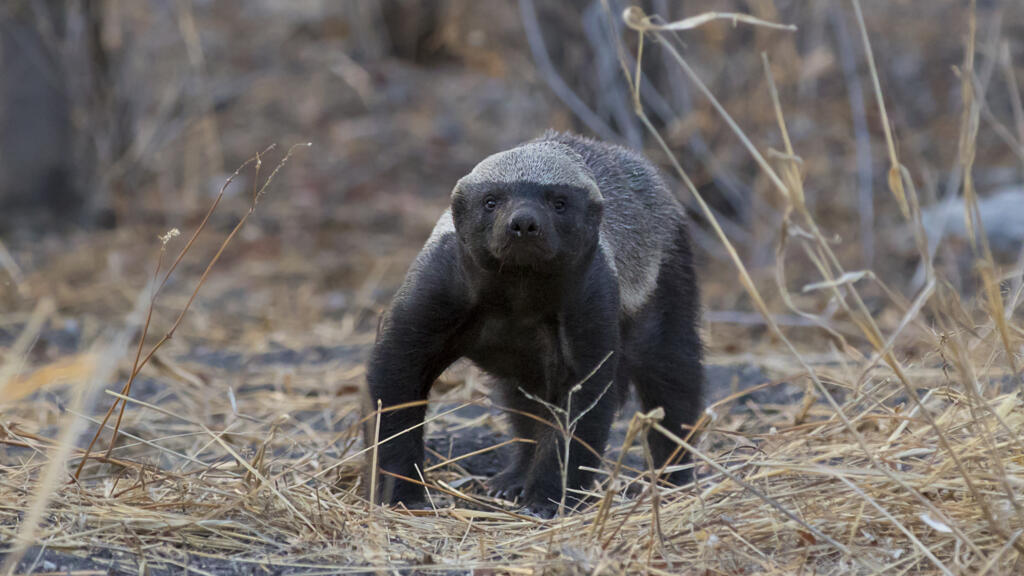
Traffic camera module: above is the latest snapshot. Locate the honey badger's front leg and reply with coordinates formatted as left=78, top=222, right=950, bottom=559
left=365, top=235, right=469, bottom=507
left=518, top=260, right=621, bottom=518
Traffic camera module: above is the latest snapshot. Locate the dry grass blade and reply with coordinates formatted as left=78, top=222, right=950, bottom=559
left=616, top=3, right=1024, bottom=570
left=0, top=237, right=27, bottom=297
left=621, top=6, right=797, bottom=33
left=0, top=298, right=54, bottom=398
left=1, top=292, right=145, bottom=576
left=73, top=143, right=310, bottom=480
left=851, top=0, right=911, bottom=220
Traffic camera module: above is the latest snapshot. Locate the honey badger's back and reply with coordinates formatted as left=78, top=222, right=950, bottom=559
left=535, top=131, right=687, bottom=314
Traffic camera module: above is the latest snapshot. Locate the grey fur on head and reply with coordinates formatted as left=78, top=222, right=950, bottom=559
left=433, top=131, right=686, bottom=314
left=454, top=140, right=603, bottom=204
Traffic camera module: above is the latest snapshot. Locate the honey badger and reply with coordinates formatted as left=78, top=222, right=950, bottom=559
left=367, top=131, right=703, bottom=516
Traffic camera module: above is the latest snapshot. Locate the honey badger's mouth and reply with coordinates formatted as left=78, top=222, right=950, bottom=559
left=491, top=234, right=557, bottom=268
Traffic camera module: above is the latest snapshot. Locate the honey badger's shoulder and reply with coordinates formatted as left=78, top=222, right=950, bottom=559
left=533, top=131, right=682, bottom=213
left=534, top=131, right=689, bottom=313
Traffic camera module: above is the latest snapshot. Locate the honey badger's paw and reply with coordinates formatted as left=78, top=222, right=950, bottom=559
left=520, top=491, right=587, bottom=519
left=486, top=465, right=526, bottom=501
left=521, top=499, right=559, bottom=519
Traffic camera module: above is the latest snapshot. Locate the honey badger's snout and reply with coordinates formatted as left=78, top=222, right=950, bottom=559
left=492, top=201, right=556, bottom=266
left=508, top=207, right=541, bottom=238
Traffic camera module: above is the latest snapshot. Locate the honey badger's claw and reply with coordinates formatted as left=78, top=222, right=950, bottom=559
left=487, top=466, right=526, bottom=501
left=521, top=501, right=558, bottom=519
left=488, top=486, right=523, bottom=501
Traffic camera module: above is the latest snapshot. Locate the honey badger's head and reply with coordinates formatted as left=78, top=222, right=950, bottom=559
left=451, top=141, right=604, bottom=273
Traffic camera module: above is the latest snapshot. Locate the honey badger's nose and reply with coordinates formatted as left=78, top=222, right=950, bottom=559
left=509, top=209, right=541, bottom=238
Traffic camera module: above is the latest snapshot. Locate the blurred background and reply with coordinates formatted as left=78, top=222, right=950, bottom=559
left=2, top=0, right=1023, bottom=309
left=0, top=0, right=1022, bottom=387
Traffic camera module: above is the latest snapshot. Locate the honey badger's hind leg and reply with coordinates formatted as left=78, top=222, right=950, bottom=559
left=625, top=227, right=704, bottom=485
left=486, top=381, right=542, bottom=501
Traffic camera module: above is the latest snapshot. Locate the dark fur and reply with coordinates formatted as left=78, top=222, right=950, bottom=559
left=366, top=132, right=703, bottom=516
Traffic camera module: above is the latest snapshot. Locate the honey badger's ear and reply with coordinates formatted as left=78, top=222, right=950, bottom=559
left=450, top=184, right=468, bottom=224
left=582, top=174, right=603, bottom=207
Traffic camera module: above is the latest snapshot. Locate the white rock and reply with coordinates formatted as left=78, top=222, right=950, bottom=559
left=921, top=186, right=1024, bottom=253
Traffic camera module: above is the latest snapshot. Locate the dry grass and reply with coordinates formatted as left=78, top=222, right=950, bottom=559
left=2, top=3, right=1023, bottom=575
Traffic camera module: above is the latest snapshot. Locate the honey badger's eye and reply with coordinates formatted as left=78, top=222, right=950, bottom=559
left=483, top=196, right=497, bottom=211
left=552, top=198, right=567, bottom=212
